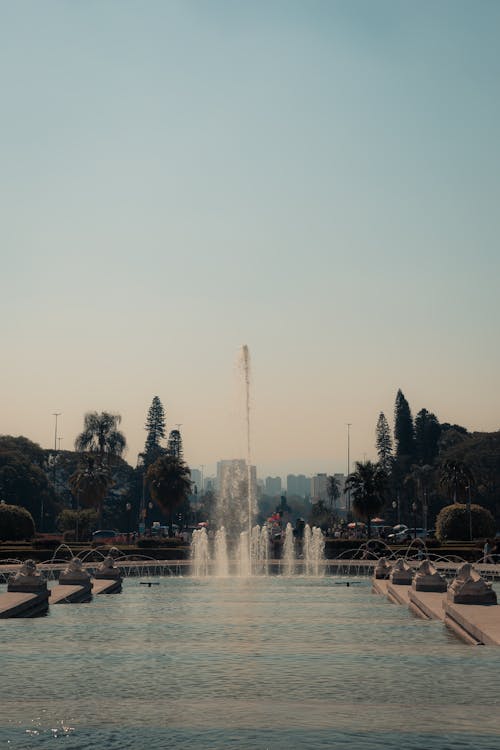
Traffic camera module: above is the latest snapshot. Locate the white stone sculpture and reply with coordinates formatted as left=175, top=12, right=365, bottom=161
left=389, top=558, right=414, bottom=585
left=8, top=559, right=48, bottom=593
left=412, top=559, right=447, bottom=592
left=374, top=557, right=392, bottom=579
left=59, top=557, right=92, bottom=586
left=447, top=563, right=497, bottom=605
left=93, top=555, right=122, bottom=580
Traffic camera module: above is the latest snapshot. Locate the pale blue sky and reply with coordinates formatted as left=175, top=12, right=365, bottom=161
left=1, top=1, right=499, bottom=477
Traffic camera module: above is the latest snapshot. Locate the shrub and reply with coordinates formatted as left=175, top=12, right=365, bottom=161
left=0, top=503, right=36, bottom=541
left=436, top=503, right=495, bottom=542
left=137, top=537, right=183, bottom=548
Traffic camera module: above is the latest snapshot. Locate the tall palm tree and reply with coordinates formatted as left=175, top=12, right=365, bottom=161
left=439, top=459, right=473, bottom=503
left=69, top=456, right=111, bottom=527
left=75, top=412, right=126, bottom=465
left=146, top=454, right=191, bottom=531
left=326, top=475, right=341, bottom=514
left=344, top=461, right=388, bottom=538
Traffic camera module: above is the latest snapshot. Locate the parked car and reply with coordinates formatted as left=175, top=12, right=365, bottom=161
left=387, top=525, right=408, bottom=543
left=389, top=527, right=429, bottom=542
left=92, top=529, right=120, bottom=541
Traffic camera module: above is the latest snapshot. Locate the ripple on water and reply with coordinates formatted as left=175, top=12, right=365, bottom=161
left=1, top=577, right=500, bottom=749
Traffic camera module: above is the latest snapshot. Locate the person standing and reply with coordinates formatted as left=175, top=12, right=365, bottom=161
left=483, top=539, right=494, bottom=563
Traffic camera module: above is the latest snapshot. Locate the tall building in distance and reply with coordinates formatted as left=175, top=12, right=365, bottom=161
left=216, top=460, right=256, bottom=493
left=310, top=473, right=328, bottom=504
left=333, top=473, right=347, bottom=510
left=264, top=476, right=282, bottom=497
left=286, top=474, right=311, bottom=498
left=190, top=468, right=202, bottom=493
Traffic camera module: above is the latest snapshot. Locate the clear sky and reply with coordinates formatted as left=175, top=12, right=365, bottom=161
left=1, top=1, right=499, bottom=479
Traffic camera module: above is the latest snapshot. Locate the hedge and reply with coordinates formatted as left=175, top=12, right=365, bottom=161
left=435, top=503, right=495, bottom=542
left=0, top=504, right=36, bottom=542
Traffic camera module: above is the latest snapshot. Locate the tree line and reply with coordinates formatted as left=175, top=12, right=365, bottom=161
left=0, top=396, right=192, bottom=538
left=343, top=389, right=500, bottom=535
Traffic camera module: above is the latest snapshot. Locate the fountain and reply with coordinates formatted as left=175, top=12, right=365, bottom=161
left=282, top=523, right=295, bottom=576
left=214, top=527, right=229, bottom=577
left=190, top=345, right=326, bottom=578
left=300, top=524, right=326, bottom=576
left=191, top=528, right=210, bottom=577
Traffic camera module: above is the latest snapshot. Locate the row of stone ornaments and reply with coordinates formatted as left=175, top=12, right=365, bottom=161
left=7, top=556, right=123, bottom=599
left=374, top=558, right=497, bottom=605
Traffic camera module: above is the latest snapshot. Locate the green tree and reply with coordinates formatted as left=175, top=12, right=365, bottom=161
left=196, top=488, right=216, bottom=523
left=143, top=396, right=166, bottom=466
left=405, top=463, right=434, bottom=503
left=414, top=409, right=441, bottom=465
left=394, top=389, right=415, bottom=460
left=439, top=459, right=473, bottom=503
left=75, top=412, right=126, bottom=465
left=0, top=436, right=45, bottom=466
left=69, top=456, right=112, bottom=525
left=309, top=499, right=329, bottom=529
left=345, top=461, right=388, bottom=538
left=326, top=475, right=341, bottom=515
left=0, top=503, right=35, bottom=541
left=146, top=454, right=191, bottom=530
left=0, top=440, right=58, bottom=530
left=375, top=412, right=393, bottom=474
left=74, top=412, right=126, bottom=526
left=167, top=429, right=183, bottom=460
left=57, top=508, right=98, bottom=541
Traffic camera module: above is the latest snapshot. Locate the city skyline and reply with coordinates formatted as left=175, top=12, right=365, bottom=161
left=2, top=2, right=499, bottom=478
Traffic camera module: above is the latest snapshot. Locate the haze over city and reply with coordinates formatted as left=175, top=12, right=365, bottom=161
left=2, top=1, right=499, bottom=478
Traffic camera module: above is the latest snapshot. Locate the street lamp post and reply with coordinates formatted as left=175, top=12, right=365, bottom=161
left=147, top=501, right=153, bottom=535
left=126, top=502, right=132, bottom=543
left=346, top=423, right=352, bottom=516
left=45, top=412, right=61, bottom=534
left=412, top=502, right=417, bottom=539
left=466, top=484, right=473, bottom=541
left=75, top=487, right=81, bottom=543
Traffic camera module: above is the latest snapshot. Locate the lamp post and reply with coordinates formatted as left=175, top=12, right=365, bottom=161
left=45, top=412, right=61, bottom=534
left=423, top=490, right=428, bottom=534
left=75, top=489, right=80, bottom=543
left=412, top=502, right=417, bottom=539
left=346, top=423, right=352, bottom=516
left=126, top=502, right=132, bottom=543
left=466, top=484, right=473, bottom=541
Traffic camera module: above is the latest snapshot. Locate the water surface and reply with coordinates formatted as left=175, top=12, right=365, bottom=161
left=1, top=577, right=499, bottom=748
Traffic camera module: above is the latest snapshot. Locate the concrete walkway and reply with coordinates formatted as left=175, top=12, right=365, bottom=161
left=0, top=590, right=49, bottom=618
left=373, top=576, right=500, bottom=645
left=50, top=584, right=90, bottom=604
left=444, top=601, right=500, bottom=646
left=92, top=578, right=122, bottom=594
left=408, top=590, right=446, bottom=621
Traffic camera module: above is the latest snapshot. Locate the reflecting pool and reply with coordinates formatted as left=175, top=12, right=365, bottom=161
left=1, top=576, right=500, bottom=749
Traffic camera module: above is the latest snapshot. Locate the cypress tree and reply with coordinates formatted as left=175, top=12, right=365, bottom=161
left=414, top=408, right=441, bottom=465
left=394, top=389, right=415, bottom=459
left=375, top=412, right=393, bottom=474
left=144, top=396, right=166, bottom=466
